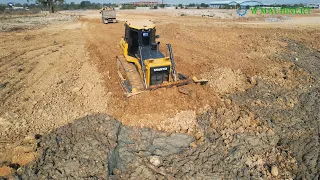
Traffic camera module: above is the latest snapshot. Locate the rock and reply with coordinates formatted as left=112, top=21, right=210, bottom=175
left=137, top=151, right=151, bottom=157
left=0, top=82, right=9, bottom=90
left=13, top=146, right=35, bottom=154
left=149, top=156, right=161, bottom=167
left=0, top=117, right=10, bottom=128
left=167, top=133, right=195, bottom=148
left=194, top=132, right=203, bottom=140
left=249, top=76, right=257, bottom=85
left=178, top=87, right=190, bottom=95
left=72, top=87, right=82, bottom=92
left=0, top=166, right=13, bottom=177
left=197, top=136, right=205, bottom=143
left=237, top=127, right=245, bottom=133
left=190, top=142, right=197, bottom=148
left=12, top=152, right=38, bottom=166
left=153, top=137, right=167, bottom=147
left=267, top=129, right=275, bottom=136
left=22, top=135, right=37, bottom=145
left=257, top=158, right=263, bottom=166
left=225, top=99, right=232, bottom=105
left=113, top=168, right=121, bottom=175
left=271, top=165, right=279, bottom=177
left=245, top=159, right=253, bottom=167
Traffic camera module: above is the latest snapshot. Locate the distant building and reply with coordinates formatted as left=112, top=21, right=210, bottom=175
left=307, top=3, right=320, bottom=9
left=5, top=3, right=29, bottom=11
left=12, top=6, right=25, bottom=10
left=209, top=1, right=264, bottom=8
left=119, top=0, right=159, bottom=7
left=209, top=1, right=231, bottom=8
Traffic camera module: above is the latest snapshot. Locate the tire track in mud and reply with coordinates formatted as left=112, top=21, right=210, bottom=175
left=0, top=31, right=59, bottom=67
left=82, top=19, right=123, bottom=93
left=81, top=19, right=129, bottom=119
left=0, top=45, right=64, bottom=110
left=0, top=31, right=64, bottom=108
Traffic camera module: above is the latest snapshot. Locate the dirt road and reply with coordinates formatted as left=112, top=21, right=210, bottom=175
left=0, top=10, right=319, bottom=179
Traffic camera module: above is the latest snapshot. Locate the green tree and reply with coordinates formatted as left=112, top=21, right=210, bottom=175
left=224, top=4, right=231, bottom=9
left=120, top=5, right=136, bottom=9
left=28, top=0, right=64, bottom=13
left=80, top=1, right=91, bottom=9
left=200, top=3, right=209, bottom=8
left=70, top=2, right=77, bottom=9
left=0, top=4, right=6, bottom=12
left=294, top=3, right=305, bottom=7
left=178, top=4, right=183, bottom=8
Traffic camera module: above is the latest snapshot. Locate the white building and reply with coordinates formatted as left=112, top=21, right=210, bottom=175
left=307, top=3, right=320, bottom=9
left=209, top=1, right=264, bottom=8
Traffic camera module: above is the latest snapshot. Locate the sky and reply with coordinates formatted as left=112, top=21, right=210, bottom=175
left=0, top=0, right=319, bottom=5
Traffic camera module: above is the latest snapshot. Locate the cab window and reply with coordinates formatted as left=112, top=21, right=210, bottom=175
left=142, top=32, right=150, bottom=46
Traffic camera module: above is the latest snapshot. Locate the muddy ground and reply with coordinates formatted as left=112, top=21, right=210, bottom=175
left=0, top=9, right=319, bottom=179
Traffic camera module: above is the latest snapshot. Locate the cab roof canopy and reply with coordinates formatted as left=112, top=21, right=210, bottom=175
left=125, top=20, right=155, bottom=30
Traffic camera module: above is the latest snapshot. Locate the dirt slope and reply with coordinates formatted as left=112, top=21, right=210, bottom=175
left=0, top=21, right=109, bottom=167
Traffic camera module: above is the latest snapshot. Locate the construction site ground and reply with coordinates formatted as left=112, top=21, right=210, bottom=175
left=0, top=9, right=319, bottom=179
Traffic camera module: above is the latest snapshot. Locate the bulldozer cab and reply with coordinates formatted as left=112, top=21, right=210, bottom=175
left=124, top=21, right=164, bottom=60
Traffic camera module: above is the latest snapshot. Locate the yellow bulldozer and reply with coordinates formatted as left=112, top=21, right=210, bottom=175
left=117, top=20, right=207, bottom=97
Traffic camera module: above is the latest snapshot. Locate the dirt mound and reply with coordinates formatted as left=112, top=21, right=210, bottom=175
left=277, top=39, right=320, bottom=83
left=229, top=66, right=319, bottom=178
left=202, top=68, right=252, bottom=94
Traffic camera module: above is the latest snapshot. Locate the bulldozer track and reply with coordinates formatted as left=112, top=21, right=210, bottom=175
left=117, top=56, right=144, bottom=93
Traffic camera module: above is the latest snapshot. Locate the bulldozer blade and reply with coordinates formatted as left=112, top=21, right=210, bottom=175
left=147, top=79, right=192, bottom=90
left=126, top=91, right=145, bottom=98
left=179, top=73, right=208, bottom=84
left=192, top=76, right=208, bottom=85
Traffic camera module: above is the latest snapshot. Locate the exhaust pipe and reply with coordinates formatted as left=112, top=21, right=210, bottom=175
left=157, top=42, right=160, bottom=54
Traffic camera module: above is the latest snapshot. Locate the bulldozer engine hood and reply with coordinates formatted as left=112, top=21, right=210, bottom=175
left=140, top=46, right=164, bottom=61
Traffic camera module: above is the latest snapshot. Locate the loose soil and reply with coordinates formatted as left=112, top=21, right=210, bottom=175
left=0, top=9, right=319, bottom=179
